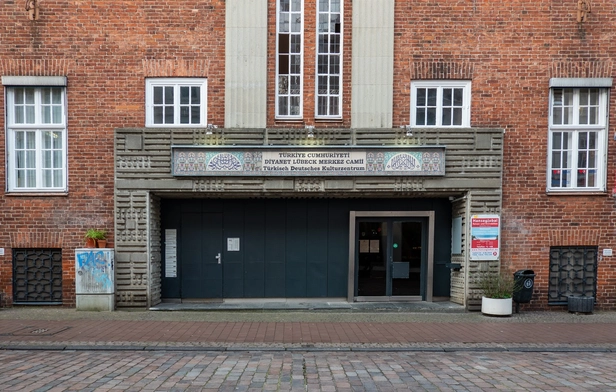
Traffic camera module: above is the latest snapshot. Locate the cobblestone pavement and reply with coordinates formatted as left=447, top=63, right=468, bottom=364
left=2, top=308, right=616, bottom=390
left=1, top=349, right=616, bottom=391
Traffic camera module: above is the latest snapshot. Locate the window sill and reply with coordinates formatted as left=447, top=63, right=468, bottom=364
left=546, top=190, right=607, bottom=196
left=6, top=192, right=68, bottom=197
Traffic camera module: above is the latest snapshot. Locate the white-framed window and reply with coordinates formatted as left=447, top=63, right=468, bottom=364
left=6, top=86, right=67, bottom=192
left=315, top=0, right=341, bottom=118
left=548, top=87, right=608, bottom=192
left=145, top=78, right=207, bottom=127
left=410, top=81, right=471, bottom=127
left=276, top=0, right=303, bottom=119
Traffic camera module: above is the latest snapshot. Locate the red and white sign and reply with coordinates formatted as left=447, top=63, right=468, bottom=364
left=470, top=214, right=500, bottom=260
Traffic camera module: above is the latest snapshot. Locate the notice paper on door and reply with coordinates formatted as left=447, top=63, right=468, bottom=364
left=360, top=239, right=370, bottom=253
left=227, top=237, right=240, bottom=251
left=369, top=240, right=380, bottom=253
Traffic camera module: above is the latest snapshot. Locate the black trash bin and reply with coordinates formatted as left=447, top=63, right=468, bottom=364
left=513, top=270, right=535, bottom=312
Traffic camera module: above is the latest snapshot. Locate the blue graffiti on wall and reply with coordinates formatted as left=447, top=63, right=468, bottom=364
left=76, top=250, right=113, bottom=292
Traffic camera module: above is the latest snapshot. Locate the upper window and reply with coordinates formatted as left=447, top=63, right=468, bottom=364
left=276, top=0, right=304, bottom=119
left=411, top=81, right=471, bottom=127
left=316, top=0, right=341, bottom=118
left=548, top=87, right=608, bottom=192
left=6, top=86, right=67, bottom=192
left=145, top=78, right=207, bottom=127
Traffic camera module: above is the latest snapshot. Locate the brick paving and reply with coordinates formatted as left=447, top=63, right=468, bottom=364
left=1, top=308, right=616, bottom=390
left=2, top=316, right=616, bottom=350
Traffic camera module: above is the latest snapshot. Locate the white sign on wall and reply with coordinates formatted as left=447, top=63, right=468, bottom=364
left=165, top=229, right=177, bottom=278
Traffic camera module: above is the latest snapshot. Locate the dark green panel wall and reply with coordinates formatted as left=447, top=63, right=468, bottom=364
left=161, top=197, right=452, bottom=299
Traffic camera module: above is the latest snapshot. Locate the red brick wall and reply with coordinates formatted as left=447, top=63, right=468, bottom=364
left=1, top=0, right=615, bottom=310
left=392, top=1, right=616, bottom=310
left=0, top=1, right=227, bottom=306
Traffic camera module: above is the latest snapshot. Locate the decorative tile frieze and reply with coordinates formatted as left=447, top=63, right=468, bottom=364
left=295, top=178, right=324, bottom=192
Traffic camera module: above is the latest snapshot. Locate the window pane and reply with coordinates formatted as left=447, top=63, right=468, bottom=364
left=416, top=108, right=425, bottom=125
left=43, top=169, right=52, bottom=187
left=54, top=150, right=62, bottom=168
left=52, top=88, right=62, bottom=104
left=279, top=13, right=290, bottom=32
left=588, top=107, right=598, bottom=124
left=442, top=108, right=452, bottom=125
left=154, top=87, right=163, bottom=104
left=319, top=14, right=328, bottom=32
left=279, top=76, right=289, bottom=94
left=42, top=88, right=51, bottom=104
left=191, top=87, right=200, bottom=104
left=427, top=89, right=437, bottom=106
left=43, top=107, right=51, bottom=123
left=330, top=76, right=339, bottom=92
left=453, top=108, right=462, bottom=125
left=416, top=89, right=426, bottom=106
left=15, top=106, right=24, bottom=124
left=442, top=89, right=452, bottom=106
left=552, top=132, right=561, bottom=149
left=164, top=106, right=174, bottom=124
left=191, top=107, right=200, bottom=124
left=291, top=13, right=301, bottom=32
left=551, top=151, right=561, bottom=169
left=153, top=107, right=163, bottom=124
left=290, top=35, right=301, bottom=53
left=579, top=107, right=589, bottom=124
left=26, top=132, right=36, bottom=149
left=329, top=55, right=339, bottom=73
left=180, top=87, right=189, bottom=105
left=579, top=89, right=589, bottom=105
left=43, top=131, right=52, bottom=149
left=180, top=106, right=189, bottom=124
left=279, top=97, right=288, bottom=115
left=578, top=132, right=588, bottom=149
left=164, top=86, right=174, bottom=104
left=588, top=132, right=597, bottom=149
left=290, top=76, right=300, bottom=93
left=280, top=0, right=290, bottom=12
left=14, top=88, right=24, bottom=104
left=453, top=88, right=463, bottom=106
left=53, top=106, right=62, bottom=124
left=319, top=0, right=328, bottom=12
left=26, top=150, right=35, bottom=168
left=426, top=108, right=436, bottom=125
left=54, top=169, right=63, bottom=188
left=26, top=106, right=35, bottom=124
left=329, top=96, right=339, bottom=116
left=290, top=96, right=300, bottom=115
left=318, top=96, right=327, bottom=116
left=43, top=150, right=52, bottom=169
left=291, top=0, right=301, bottom=12
left=25, top=88, right=35, bottom=104
left=330, top=35, right=340, bottom=53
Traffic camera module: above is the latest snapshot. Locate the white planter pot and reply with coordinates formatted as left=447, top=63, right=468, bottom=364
left=481, top=296, right=513, bottom=316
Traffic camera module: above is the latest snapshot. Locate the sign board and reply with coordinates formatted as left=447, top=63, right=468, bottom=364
left=171, top=146, right=445, bottom=177
left=470, top=214, right=500, bottom=260
left=165, top=229, right=177, bottom=278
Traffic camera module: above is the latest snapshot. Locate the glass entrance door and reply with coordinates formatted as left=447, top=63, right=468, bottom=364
left=356, top=219, right=425, bottom=298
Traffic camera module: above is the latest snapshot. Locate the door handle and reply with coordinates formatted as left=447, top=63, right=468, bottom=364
left=215, top=253, right=221, bottom=264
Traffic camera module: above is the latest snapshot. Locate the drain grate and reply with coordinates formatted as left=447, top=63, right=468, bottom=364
left=10, top=326, right=71, bottom=336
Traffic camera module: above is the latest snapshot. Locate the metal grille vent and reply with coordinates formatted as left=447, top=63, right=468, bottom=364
left=12, top=249, right=63, bottom=304
left=548, top=246, right=597, bottom=305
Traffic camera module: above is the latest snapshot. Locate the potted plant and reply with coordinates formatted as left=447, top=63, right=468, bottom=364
left=84, top=229, right=107, bottom=248
left=478, top=271, right=515, bottom=316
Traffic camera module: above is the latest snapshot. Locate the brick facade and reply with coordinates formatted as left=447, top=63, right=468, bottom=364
left=1, top=1, right=615, bottom=310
